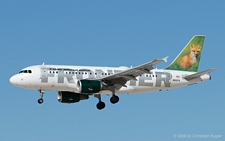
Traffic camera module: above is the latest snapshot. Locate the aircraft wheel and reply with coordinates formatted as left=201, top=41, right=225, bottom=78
left=110, top=95, right=119, bottom=104
left=38, top=98, right=44, bottom=104
left=96, top=101, right=105, bottom=110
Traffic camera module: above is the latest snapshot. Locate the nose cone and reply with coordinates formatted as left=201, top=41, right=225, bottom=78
left=10, top=75, right=17, bottom=85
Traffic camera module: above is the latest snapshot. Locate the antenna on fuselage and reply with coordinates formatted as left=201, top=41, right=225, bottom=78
left=42, top=62, right=45, bottom=65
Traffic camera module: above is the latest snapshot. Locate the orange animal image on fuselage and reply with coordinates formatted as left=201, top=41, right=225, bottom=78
left=180, top=43, right=202, bottom=68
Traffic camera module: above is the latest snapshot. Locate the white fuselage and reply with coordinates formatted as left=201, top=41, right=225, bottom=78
left=9, top=65, right=211, bottom=95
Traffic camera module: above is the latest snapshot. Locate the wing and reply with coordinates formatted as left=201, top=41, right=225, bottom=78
left=100, top=56, right=168, bottom=89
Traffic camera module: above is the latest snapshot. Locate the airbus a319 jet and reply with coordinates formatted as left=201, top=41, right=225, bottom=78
left=10, top=36, right=216, bottom=110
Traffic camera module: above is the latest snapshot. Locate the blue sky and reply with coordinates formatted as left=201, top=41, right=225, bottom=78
left=1, top=1, right=224, bottom=140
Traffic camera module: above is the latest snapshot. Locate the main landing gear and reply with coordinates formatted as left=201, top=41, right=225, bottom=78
left=109, top=86, right=119, bottom=104
left=110, top=95, right=119, bottom=104
left=95, top=93, right=119, bottom=110
left=95, top=94, right=105, bottom=110
left=38, top=90, right=44, bottom=104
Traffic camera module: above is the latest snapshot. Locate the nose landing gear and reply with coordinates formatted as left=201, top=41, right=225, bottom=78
left=38, top=90, right=44, bottom=104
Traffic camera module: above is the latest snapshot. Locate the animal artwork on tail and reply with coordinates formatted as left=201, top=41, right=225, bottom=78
left=179, top=43, right=202, bottom=68
left=165, top=36, right=205, bottom=72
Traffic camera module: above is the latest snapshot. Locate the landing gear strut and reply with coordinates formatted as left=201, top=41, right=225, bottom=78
left=38, top=90, right=44, bottom=104
left=94, top=94, right=105, bottom=110
left=109, top=86, right=119, bottom=104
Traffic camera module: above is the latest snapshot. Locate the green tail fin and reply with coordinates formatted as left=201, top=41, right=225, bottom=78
left=165, top=35, right=205, bottom=72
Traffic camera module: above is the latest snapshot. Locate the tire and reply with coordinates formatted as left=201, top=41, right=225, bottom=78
left=110, top=95, right=119, bottom=104
left=96, top=101, right=105, bottom=110
left=38, top=98, right=44, bottom=104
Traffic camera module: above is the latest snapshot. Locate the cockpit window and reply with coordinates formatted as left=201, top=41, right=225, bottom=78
left=19, top=70, right=32, bottom=74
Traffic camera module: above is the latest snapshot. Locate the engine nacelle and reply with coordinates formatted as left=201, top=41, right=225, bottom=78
left=58, top=91, right=89, bottom=103
left=77, top=80, right=102, bottom=94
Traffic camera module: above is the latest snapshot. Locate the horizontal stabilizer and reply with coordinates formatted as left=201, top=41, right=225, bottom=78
left=184, top=68, right=217, bottom=81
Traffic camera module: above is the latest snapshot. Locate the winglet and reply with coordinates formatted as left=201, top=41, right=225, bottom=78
left=162, top=56, right=169, bottom=63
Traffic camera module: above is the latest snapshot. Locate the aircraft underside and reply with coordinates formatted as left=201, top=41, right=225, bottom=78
left=35, top=80, right=196, bottom=110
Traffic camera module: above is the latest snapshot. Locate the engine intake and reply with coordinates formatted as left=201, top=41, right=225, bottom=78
left=58, top=91, right=89, bottom=103
left=77, top=80, right=102, bottom=93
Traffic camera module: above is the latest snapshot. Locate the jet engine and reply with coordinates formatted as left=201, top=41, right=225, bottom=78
left=58, top=91, right=89, bottom=103
left=77, top=80, right=102, bottom=93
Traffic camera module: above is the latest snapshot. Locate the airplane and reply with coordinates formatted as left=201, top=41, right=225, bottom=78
left=9, top=35, right=216, bottom=110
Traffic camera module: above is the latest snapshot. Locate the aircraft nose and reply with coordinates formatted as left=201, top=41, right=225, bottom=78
left=10, top=75, right=17, bottom=85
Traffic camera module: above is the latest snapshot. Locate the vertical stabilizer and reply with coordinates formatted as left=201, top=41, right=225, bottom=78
left=165, top=35, right=205, bottom=72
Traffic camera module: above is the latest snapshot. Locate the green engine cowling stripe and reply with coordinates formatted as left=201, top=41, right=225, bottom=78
left=79, top=80, right=102, bottom=93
